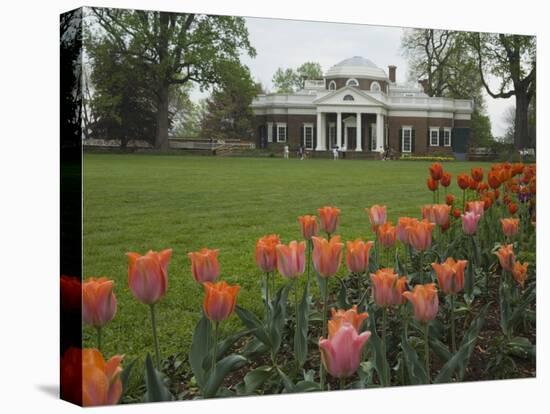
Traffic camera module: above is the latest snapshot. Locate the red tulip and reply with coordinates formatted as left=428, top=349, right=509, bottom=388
left=126, top=249, right=172, bottom=305
left=60, top=275, right=81, bottom=313
left=508, top=202, right=518, bottom=215
left=488, top=171, right=501, bottom=189
left=429, top=163, right=443, bottom=181
left=318, top=206, right=341, bottom=235
left=427, top=177, right=439, bottom=192
left=445, top=194, right=455, bottom=206
left=83, top=277, right=117, bottom=328
left=203, top=281, right=240, bottom=322
left=452, top=208, right=461, bottom=219
left=471, top=167, right=484, bottom=182
left=457, top=173, right=470, bottom=190
left=440, top=172, right=452, bottom=187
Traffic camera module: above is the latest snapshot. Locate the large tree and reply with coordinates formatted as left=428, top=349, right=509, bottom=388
left=87, top=8, right=256, bottom=150
left=402, top=29, right=493, bottom=146
left=469, top=33, right=535, bottom=149
left=200, top=62, right=258, bottom=140
left=272, top=62, right=323, bottom=93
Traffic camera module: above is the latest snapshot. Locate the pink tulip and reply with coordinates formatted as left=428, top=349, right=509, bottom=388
left=367, top=204, right=387, bottom=231
left=319, top=323, right=371, bottom=379
left=275, top=241, right=306, bottom=278
left=461, top=211, right=481, bottom=235
left=126, top=249, right=172, bottom=305
left=466, top=201, right=485, bottom=217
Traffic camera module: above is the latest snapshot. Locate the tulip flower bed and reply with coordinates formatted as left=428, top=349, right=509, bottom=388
left=64, top=155, right=536, bottom=406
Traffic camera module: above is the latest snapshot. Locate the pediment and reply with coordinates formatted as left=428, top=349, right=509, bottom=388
left=313, top=86, right=385, bottom=106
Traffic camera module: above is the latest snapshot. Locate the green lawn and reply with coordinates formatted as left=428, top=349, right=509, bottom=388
left=82, top=153, right=493, bottom=360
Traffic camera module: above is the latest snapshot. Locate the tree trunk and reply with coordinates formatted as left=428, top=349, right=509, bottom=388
left=514, top=90, right=530, bottom=150
left=155, top=84, right=170, bottom=151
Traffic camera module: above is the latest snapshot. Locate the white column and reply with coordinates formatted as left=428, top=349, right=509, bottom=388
left=315, top=112, right=323, bottom=151
left=336, top=112, right=342, bottom=149
left=356, top=112, right=363, bottom=151
left=320, top=113, right=327, bottom=150
left=376, top=113, right=384, bottom=152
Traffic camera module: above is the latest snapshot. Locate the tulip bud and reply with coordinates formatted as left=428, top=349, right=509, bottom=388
left=127, top=249, right=172, bottom=305
left=495, top=244, right=515, bottom=272
left=512, top=261, right=528, bottom=288
left=377, top=222, right=397, bottom=248
left=203, top=281, right=240, bottom=322
left=457, top=173, right=470, bottom=190
left=440, top=172, right=452, bottom=187
left=318, top=206, right=341, bottom=235
left=445, top=194, right=455, bottom=206
left=429, top=163, right=443, bottom=181
left=188, top=248, right=220, bottom=284
left=298, top=215, right=318, bottom=240
left=427, top=177, right=438, bottom=192
left=367, top=204, right=387, bottom=232
left=255, top=234, right=280, bottom=273
left=471, top=167, right=484, bottom=182
left=83, top=277, right=117, bottom=328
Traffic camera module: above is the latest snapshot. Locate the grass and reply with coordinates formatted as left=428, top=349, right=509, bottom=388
left=82, top=153, right=493, bottom=361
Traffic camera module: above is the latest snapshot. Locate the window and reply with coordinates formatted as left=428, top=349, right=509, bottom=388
left=328, top=123, right=336, bottom=148
left=402, top=127, right=412, bottom=153
left=267, top=122, right=273, bottom=143
left=303, top=124, right=314, bottom=149
left=346, top=78, right=359, bottom=87
left=430, top=127, right=440, bottom=146
left=443, top=127, right=452, bottom=147
left=276, top=123, right=287, bottom=142
left=370, top=124, right=377, bottom=151
left=370, top=81, right=381, bottom=92
left=328, top=81, right=336, bottom=91
left=343, top=94, right=355, bottom=101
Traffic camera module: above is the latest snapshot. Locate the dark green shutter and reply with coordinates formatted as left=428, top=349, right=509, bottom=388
left=412, top=128, right=416, bottom=153
left=313, top=126, right=317, bottom=149
left=272, top=125, right=277, bottom=142
left=427, top=127, right=430, bottom=147
left=440, top=127, right=445, bottom=147
left=300, top=126, right=304, bottom=147
left=398, top=128, right=403, bottom=153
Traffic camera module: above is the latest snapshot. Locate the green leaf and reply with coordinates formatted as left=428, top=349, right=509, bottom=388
left=189, top=314, right=212, bottom=388
left=464, top=259, right=475, bottom=297
left=400, top=333, right=428, bottom=385
left=294, top=282, right=310, bottom=367
left=336, top=276, right=350, bottom=309
left=316, top=273, right=327, bottom=300
left=143, top=354, right=173, bottom=402
left=366, top=314, right=390, bottom=387
left=268, top=284, right=289, bottom=356
left=203, top=354, right=248, bottom=398
left=428, top=337, right=452, bottom=364
left=235, top=306, right=272, bottom=348
left=354, top=361, right=375, bottom=389
left=500, top=281, right=512, bottom=336
left=276, top=367, right=295, bottom=393
left=204, top=329, right=251, bottom=370
left=395, top=249, right=406, bottom=276
left=243, top=366, right=274, bottom=394
left=507, top=336, right=536, bottom=359
left=510, top=284, right=536, bottom=329
left=435, top=304, right=488, bottom=383
left=294, top=381, right=320, bottom=392
left=120, top=358, right=137, bottom=396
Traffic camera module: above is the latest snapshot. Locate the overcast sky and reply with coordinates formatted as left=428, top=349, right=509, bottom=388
left=191, top=16, right=514, bottom=137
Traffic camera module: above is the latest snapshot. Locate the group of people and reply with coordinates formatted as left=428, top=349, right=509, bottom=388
left=283, top=145, right=395, bottom=160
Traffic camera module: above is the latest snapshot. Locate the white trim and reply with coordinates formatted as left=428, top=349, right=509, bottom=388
left=328, top=80, right=337, bottom=91
left=267, top=122, right=273, bottom=143
left=346, top=78, right=359, bottom=87
left=443, top=127, right=452, bottom=147
left=402, top=126, right=412, bottom=153
left=454, top=113, right=471, bottom=120
left=303, top=123, right=314, bottom=150
left=388, top=110, right=454, bottom=118
left=276, top=122, right=287, bottom=143
left=429, top=127, right=440, bottom=147
left=370, top=81, right=381, bottom=92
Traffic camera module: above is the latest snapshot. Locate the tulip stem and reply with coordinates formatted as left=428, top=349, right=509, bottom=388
left=424, top=323, right=430, bottom=383
left=264, top=272, right=270, bottom=321
left=307, top=240, right=312, bottom=289
left=320, top=278, right=329, bottom=391
left=382, top=307, right=389, bottom=385
left=462, top=189, right=466, bottom=213
left=340, top=377, right=346, bottom=390
left=212, top=322, right=219, bottom=372
left=149, top=304, right=161, bottom=369
left=450, top=294, right=456, bottom=353
left=96, top=326, right=102, bottom=352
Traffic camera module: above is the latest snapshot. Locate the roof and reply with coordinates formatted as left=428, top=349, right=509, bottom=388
left=325, top=56, right=388, bottom=80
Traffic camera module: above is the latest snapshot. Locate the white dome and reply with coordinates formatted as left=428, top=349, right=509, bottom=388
left=325, top=56, right=388, bottom=80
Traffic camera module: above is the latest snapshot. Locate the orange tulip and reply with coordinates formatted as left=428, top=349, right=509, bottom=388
left=457, top=173, right=470, bottom=190
left=82, top=348, right=123, bottom=406
left=471, top=167, right=484, bottom=182
left=377, top=222, right=397, bottom=248
left=275, top=241, right=306, bottom=278
left=488, top=171, right=501, bottom=189
left=367, top=204, right=387, bottom=231
left=501, top=218, right=519, bottom=238
left=408, top=219, right=435, bottom=251
left=445, top=194, right=455, bottom=206
left=421, top=204, right=437, bottom=223
left=511, top=163, right=525, bottom=176
left=318, top=206, right=341, bottom=235
left=328, top=305, right=368, bottom=337
left=83, top=277, right=117, bottom=328
left=402, top=283, right=439, bottom=323
left=432, top=258, right=468, bottom=295
left=312, top=235, right=343, bottom=278
left=477, top=182, right=489, bottom=193
left=203, top=281, right=240, bottom=322
left=370, top=268, right=408, bottom=307
left=255, top=234, right=280, bottom=273
left=397, top=217, right=418, bottom=244
left=468, top=176, right=478, bottom=191
left=429, top=163, right=443, bottom=181
left=529, top=178, right=536, bottom=195
left=298, top=215, right=318, bottom=240
left=345, top=239, right=374, bottom=274
left=495, top=244, right=515, bottom=272
left=440, top=172, right=452, bottom=187
left=512, top=261, right=529, bottom=288
left=188, top=248, right=220, bottom=284
left=427, top=177, right=439, bottom=192
left=466, top=201, right=485, bottom=217
left=126, top=249, right=172, bottom=305
left=508, top=202, right=518, bottom=215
